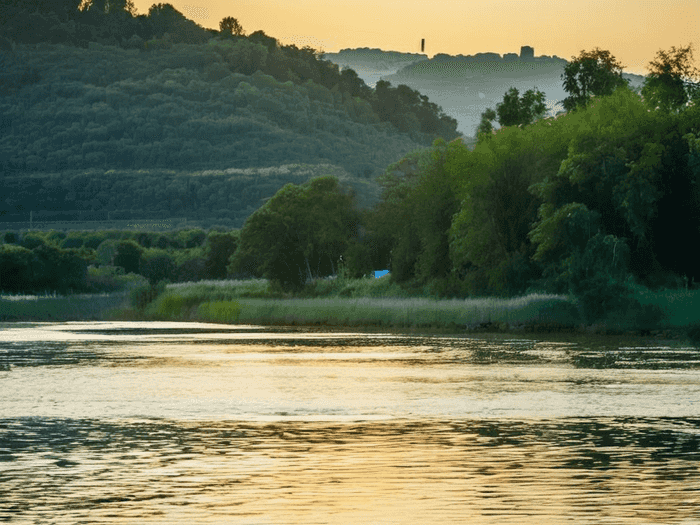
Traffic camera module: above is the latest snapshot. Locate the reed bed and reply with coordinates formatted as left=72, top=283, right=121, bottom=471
left=144, top=284, right=578, bottom=329
left=232, top=295, right=578, bottom=328
left=628, top=286, right=700, bottom=330
left=0, top=292, right=131, bottom=321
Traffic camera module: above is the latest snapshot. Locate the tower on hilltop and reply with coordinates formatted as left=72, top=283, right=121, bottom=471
left=520, top=46, right=534, bottom=60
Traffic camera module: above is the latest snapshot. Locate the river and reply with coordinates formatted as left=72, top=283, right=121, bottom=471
left=1, top=321, right=699, bottom=524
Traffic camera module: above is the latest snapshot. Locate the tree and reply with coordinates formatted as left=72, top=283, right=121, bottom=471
left=229, top=176, right=360, bottom=290
left=204, top=230, right=238, bottom=279
left=113, top=239, right=143, bottom=274
left=219, top=16, right=244, bottom=37
left=642, top=44, right=700, bottom=112
left=476, top=108, right=497, bottom=139
left=476, top=88, right=546, bottom=141
left=140, top=250, right=175, bottom=285
left=561, top=48, right=628, bottom=111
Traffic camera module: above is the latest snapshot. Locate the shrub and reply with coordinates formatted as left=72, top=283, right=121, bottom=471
left=113, top=240, right=143, bottom=274
left=130, top=280, right=167, bottom=311
left=140, top=249, right=176, bottom=285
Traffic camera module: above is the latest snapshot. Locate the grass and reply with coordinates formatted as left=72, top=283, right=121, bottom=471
left=6, top=275, right=700, bottom=342
left=230, top=294, right=578, bottom=329
left=0, top=291, right=132, bottom=321
left=136, top=278, right=577, bottom=330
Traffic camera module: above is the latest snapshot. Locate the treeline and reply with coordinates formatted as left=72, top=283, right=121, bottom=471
left=226, top=45, right=700, bottom=326
left=0, top=227, right=240, bottom=293
left=0, top=164, right=379, bottom=229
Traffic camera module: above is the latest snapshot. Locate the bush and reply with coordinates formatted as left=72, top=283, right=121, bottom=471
left=140, top=249, right=176, bottom=285
left=130, top=280, right=167, bottom=311
left=113, top=240, right=143, bottom=274
left=3, top=232, right=19, bottom=244
left=20, top=232, right=47, bottom=250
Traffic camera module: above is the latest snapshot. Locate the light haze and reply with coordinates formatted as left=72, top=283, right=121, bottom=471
left=132, top=0, right=699, bottom=75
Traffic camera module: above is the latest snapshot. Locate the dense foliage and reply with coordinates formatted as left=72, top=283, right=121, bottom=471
left=476, top=87, right=547, bottom=137
left=228, top=176, right=361, bottom=290
left=0, top=227, right=241, bottom=292
left=1, top=6, right=460, bottom=226
left=0, top=164, right=373, bottom=229
left=560, top=48, right=629, bottom=111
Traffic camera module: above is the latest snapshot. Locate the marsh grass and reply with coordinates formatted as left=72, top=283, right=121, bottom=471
left=630, top=286, right=700, bottom=327
left=143, top=279, right=577, bottom=328
left=0, top=292, right=131, bottom=321
left=197, top=301, right=242, bottom=323
left=232, top=294, right=578, bottom=328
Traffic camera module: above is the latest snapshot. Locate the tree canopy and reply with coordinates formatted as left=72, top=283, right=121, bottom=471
left=476, top=87, right=547, bottom=139
left=219, top=16, right=244, bottom=37
left=642, top=44, right=700, bottom=113
left=228, top=176, right=360, bottom=290
left=561, top=48, right=628, bottom=111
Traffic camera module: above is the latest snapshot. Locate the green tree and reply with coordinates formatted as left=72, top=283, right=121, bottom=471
left=496, top=87, right=547, bottom=127
left=561, top=48, right=628, bottom=111
left=642, top=44, right=700, bottom=113
left=140, top=249, right=175, bottom=285
left=229, top=176, right=360, bottom=290
left=204, top=230, right=238, bottom=279
left=476, top=108, right=497, bottom=139
left=219, top=16, right=244, bottom=37
left=0, top=244, right=33, bottom=293
left=113, top=239, right=143, bottom=274
left=476, top=88, right=546, bottom=141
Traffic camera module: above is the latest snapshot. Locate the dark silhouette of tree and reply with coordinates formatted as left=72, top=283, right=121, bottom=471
left=219, top=16, right=244, bottom=37
left=561, top=48, right=628, bottom=111
left=113, top=240, right=143, bottom=274
left=642, top=43, right=700, bottom=112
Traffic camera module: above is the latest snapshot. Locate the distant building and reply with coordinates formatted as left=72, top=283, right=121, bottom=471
left=503, top=53, right=519, bottom=61
left=520, top=46, right=534, bottom=60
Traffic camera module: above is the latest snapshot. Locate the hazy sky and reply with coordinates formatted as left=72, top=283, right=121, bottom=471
left=133, top=0, right=699, bottom=75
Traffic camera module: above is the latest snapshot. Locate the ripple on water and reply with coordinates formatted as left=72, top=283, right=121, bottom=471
left=1, top=417, right=699, bottom=524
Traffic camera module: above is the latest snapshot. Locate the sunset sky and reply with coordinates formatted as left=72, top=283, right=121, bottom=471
left=132, top=0, right=699, bottom=75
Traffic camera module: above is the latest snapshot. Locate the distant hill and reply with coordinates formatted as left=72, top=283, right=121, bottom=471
left=322, top=48, right=428, bottom=87
left=0, top=41, right=442, bottom=227
left=324, top=47, right=647, bottom=136
left=0, top=3, right=464, bottom=230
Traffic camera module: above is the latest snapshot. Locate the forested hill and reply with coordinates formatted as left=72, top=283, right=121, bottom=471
left=0, top=41, right=428, bottom=175
left=0, top=2, right=460, bottom=227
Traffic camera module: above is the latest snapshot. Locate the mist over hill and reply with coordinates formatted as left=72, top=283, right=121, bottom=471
left=323, top=47, right=647, bottom=136
left=321, top=48, right=427, bottom=87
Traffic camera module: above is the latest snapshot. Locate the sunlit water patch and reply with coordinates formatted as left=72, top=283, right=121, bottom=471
left=1, top=321, right=699, bottom=523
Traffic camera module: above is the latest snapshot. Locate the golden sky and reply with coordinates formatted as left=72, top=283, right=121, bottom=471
left=133, top=0, right=699, bottom=75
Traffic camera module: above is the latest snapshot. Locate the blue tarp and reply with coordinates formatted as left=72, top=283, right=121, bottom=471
left=374, top=270, right=389, bottom=278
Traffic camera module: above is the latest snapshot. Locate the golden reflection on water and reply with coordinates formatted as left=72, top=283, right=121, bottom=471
left=1, top=322, right=699, bottom=523
left=2, top=419, right=699, bottom=524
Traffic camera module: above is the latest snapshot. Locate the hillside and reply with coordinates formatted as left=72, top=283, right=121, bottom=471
left=0, top=40, right=447, bottom=227
left=321, top=48, right=427, bottom=87
left=324, top=47, right=647, bottom=136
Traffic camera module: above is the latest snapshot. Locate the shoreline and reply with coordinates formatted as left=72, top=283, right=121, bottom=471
left=2, top=291, right=696, bottom=344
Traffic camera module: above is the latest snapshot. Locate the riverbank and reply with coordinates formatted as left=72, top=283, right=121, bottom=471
left=2, top=278, right=699, bottom=343
left=0, top=291, right=131, bottom=322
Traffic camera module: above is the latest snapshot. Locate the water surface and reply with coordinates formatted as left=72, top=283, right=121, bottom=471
left=1, top=321, right=699, bottom=523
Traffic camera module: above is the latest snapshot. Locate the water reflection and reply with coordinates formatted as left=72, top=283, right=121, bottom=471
left=1, top=417, right=699, bottom=524
left=0, top=321, right=699, bottom=523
